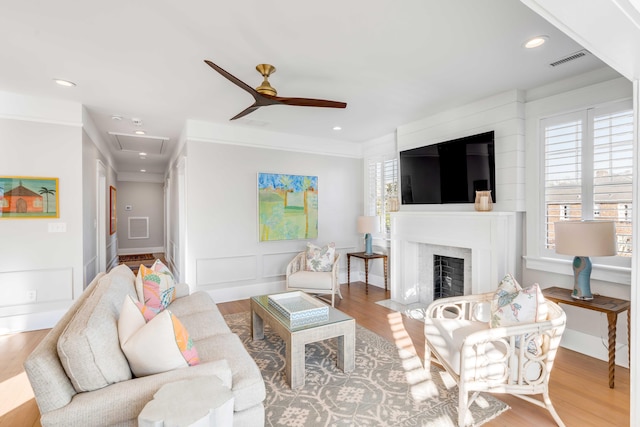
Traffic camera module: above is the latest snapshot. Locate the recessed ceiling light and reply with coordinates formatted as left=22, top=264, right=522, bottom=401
left=54, top=79, right=76, bottom=87
left=140, top=169, right=147, bottom=173
left=139, top=152, right=147, bottom=156
left=333, top=126, right=342, bottom=131
left=524, top=35, right=549, bottom=49
left=134, top=130, right=146, bottom=135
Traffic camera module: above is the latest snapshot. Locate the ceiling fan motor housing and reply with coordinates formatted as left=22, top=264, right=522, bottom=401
left=255, top=64, right=277, bottom=96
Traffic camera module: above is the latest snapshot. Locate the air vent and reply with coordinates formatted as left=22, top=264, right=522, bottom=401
left=549, top=50, right=588, bottom=67
left=108, top=132, right=169, bottom=155
left=128, top=217, right=149, bottom=239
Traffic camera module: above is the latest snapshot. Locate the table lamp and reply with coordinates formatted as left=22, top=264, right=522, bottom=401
left=357, top=216, right=379, bottom=255
left=554, top=220, right=616, bottom=300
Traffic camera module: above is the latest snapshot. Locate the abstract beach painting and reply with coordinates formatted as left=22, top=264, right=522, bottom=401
left=258, top=173, right=318, bottom=241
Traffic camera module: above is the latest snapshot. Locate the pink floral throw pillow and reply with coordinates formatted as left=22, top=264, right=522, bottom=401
left=137, top=260, right=176, bottom=314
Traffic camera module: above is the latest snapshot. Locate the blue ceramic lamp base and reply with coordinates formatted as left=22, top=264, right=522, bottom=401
left=571, top=256, right=594, bottom=301
left=364, top=233, right=373, bottom=255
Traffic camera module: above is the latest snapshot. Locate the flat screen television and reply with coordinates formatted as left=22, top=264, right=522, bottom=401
left=400, top=131, right=495, bottom=205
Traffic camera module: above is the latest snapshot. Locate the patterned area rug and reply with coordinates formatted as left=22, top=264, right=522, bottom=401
left=119, top=253, right=154, bottom=263
left=224, top=312, right=509, bottom=427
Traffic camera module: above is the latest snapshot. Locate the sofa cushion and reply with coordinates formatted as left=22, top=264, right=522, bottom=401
left=119, top=295, right=200, bottom=377
left=40, top=361, right=233, bottom=427
left=57, top=265, right=136, bottom=392
left=168, top=292, right=232, bottom=339
left=425, top=317, right=542, bottom=381
left=195, top=333, right=266, bottom=412
left=287, top=270, right=333, bottom=290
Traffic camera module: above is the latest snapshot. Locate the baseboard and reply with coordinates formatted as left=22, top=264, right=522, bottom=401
left=561, top=328, right=630, bottom=368
left=345, top=271, right=386, bottom=289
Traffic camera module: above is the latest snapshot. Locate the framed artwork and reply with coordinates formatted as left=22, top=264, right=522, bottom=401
left=258, top=172, right=318, bottom=241
left=110, top=185, right=117, bottom=235
left=0, top=176, right=59, bottom=219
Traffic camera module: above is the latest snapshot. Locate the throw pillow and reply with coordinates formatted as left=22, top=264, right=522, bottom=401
left=305, top=242, right=336, bottom=272
left=490, top=274, right=548, bottom=355
left=118, top=295, right=200, bottom=377
left=490, top=274, right=547, bottom=328
left=135, top=259, right=176, bottom=314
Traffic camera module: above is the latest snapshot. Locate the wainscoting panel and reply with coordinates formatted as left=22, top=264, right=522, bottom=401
left=84, top=256, right=97, bottom=289
left=262, top=251, right=301, bottom=278
left=0, top=267, right=73, bottom=307
left=196, top=255, right=257, bottom=286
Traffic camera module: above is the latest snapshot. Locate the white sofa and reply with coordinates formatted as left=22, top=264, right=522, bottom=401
left=24, top=264, right=265, bottom=426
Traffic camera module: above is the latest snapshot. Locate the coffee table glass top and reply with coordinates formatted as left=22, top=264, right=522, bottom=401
left=252, top=292, right=353, bottom=332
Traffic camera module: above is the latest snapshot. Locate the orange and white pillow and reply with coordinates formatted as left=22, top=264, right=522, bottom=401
left=118, top=295, right=199, bottom=377
left=135, top=259, right=176, bottom=314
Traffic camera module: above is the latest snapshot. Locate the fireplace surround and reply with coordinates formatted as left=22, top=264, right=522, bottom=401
left=390, top=211, right=519, bottom=306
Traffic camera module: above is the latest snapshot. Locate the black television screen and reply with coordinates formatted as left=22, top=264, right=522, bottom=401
left=400, top=131, right=495, bottom=205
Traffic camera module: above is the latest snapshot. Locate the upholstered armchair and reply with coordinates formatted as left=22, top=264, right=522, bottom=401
left=424, top=292, right=567, bottom=427
left=286, top=252, right=342, bottom=306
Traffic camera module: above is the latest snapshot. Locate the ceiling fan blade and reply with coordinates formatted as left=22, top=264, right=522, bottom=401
left=204, top=60, right=258, bottom=99
left=230, top=104, right=261, bottom=121
left=269, top=96, right=347, bottom=109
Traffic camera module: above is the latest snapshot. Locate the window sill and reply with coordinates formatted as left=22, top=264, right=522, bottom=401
left=523, top=256, right=631, bottom=286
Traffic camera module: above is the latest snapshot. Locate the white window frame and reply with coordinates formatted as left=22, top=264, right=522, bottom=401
left=366, top=155, right=398, bottom=237
left=539, top=99, right=633, bottom=270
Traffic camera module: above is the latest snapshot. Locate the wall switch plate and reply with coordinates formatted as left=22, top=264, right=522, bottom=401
left=48, top=223, right=67, bottom=232
left=26, top=290, right=37, bottom=302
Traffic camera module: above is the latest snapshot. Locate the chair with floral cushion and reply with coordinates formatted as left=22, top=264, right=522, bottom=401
left=286, top=242, right=342, bottom=306
left=423, top=274, right=567, bottom=427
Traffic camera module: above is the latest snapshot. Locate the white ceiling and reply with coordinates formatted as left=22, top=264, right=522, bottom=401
left=0, top=0, right=613, bottom=175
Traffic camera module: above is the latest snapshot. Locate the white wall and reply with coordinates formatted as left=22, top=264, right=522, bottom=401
left=115, top=181, right=165, bottom=254
left=0, top=92, right=84, bottom=333
left=178, top=121, right=363, bottom=302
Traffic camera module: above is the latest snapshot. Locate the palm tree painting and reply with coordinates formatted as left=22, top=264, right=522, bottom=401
left=0, top=176, right=59, bottom=218
left=258, top=173, right=318, bottom=241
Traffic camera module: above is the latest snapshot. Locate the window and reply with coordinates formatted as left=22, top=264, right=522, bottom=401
left=543, top=101, right=633, bottom=259
left=367, top=157, right=398, bottom=233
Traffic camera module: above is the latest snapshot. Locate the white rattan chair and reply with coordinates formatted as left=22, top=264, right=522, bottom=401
left=285, top=252, right=342, bottom=306
left=424, top=292, right=567, bottom=427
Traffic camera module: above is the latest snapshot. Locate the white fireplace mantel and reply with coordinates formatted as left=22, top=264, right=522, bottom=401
left=389, top=211, right=520, bottom=305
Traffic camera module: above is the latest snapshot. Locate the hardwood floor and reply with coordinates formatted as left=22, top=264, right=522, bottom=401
left=1, top=282, right=629, bottom=426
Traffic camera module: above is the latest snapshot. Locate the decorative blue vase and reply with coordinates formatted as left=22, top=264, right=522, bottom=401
left=571, top=256, right=594, bottom=300
left=364, top=233, right=373, bottom=255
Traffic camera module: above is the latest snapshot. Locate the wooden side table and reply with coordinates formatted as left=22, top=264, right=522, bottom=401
left=542, top=286, right=630, bottom=388
left=346, top=252, right=388, bottom=294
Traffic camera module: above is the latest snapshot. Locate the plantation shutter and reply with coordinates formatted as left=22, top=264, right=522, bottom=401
left=543, top=104, right=633, bottom=257
left=592, top=108, right=634, bottom=256
left=543, top=113, right=583, bottom=249
left=382, top=159, right=398, bottom=233
left=367, top=158, right=398, bottom=234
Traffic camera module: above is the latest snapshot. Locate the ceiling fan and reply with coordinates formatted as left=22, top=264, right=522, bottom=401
left=204, top=60, right=347, bottom=120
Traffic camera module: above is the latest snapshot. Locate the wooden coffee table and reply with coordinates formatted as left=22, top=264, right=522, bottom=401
left=250, top=292, right=356, bottom=389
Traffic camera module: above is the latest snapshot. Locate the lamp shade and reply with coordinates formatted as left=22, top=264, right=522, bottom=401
left=554, top=221, right=617, bottom=257
left=357, top=216, right=379, bottom=234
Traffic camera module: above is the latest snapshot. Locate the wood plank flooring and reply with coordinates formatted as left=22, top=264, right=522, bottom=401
left=0, top=282, right=629, bottom=426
